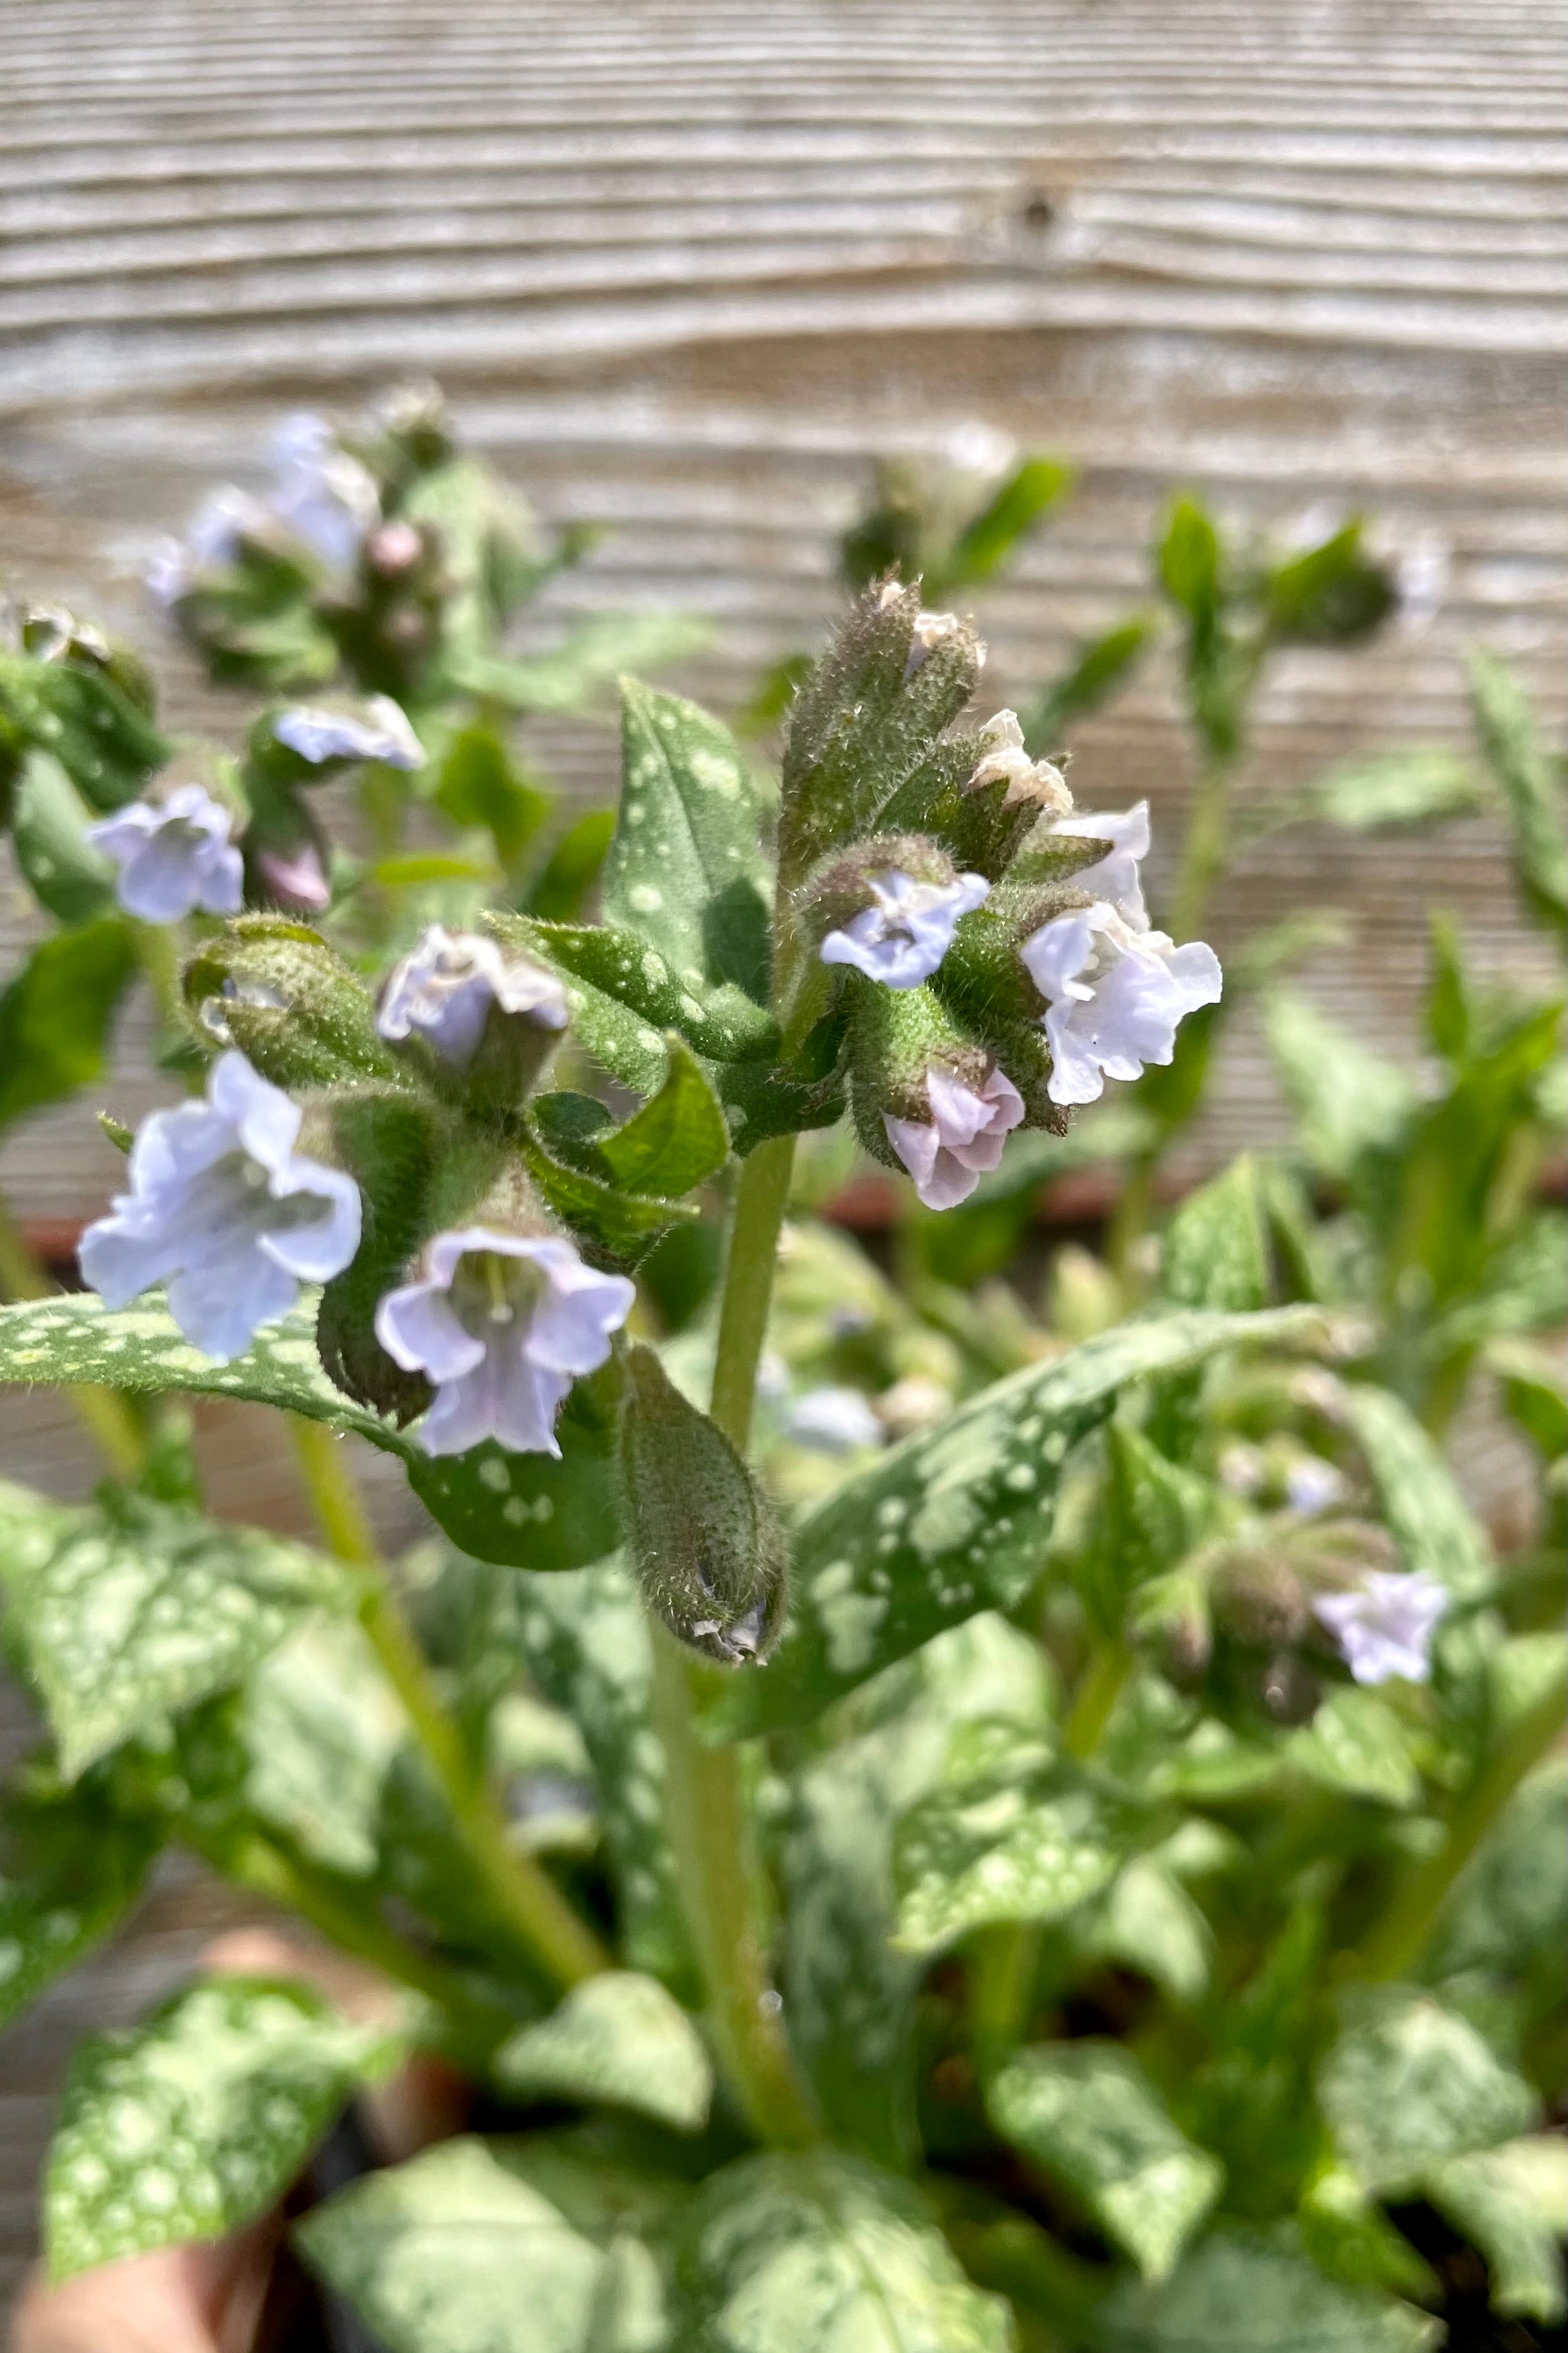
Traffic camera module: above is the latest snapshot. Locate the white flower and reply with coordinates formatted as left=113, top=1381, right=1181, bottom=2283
left=78, top=1052, right=360, bottom=1362
left=885, top=1063, right=1025, bottom=1210
left=968, top=711, right=1072, bottom=815
left=85, top=785, right=245, bottom=923
left=272, top=695, right=423, bottom=772
left=1021, top=902, right=1222, bottom=1108
left=377, top=926, right=568, bottom=1067
left=819, top=868, right=990, bottom=990
left=267, top=411, right=381, bottom=571
left=904, top=609, right=972, bottom=678
left=1285, top=1456, right=1347, bottom=1516
left=1047, top=801, right=1152, bottom=927
left=375, top=1228, right=635, bottom=1457
left=784, top=1385, right=885, bottom=1452
left=1313, top=1570, right=1449, bottom=1686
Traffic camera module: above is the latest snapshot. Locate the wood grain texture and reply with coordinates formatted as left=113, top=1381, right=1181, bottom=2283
left=0, top=0, right=1563, bottom=2310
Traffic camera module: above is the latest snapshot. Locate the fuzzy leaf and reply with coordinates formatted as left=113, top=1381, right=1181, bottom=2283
left=1287, top=1688, right=1423, bottom=1809
left=893, top=1751, right=1123, bottom=1956
left=1335, top=1382, right=1493, bottom=1597
left=604, top=681, right=772, bottom=1006
left=501, top=916, right=777, bottom=1087
left=0, top=1481, right=355, bottom=1777
left=495, top=1971, right=712, bottom=2133
left=45, top=1975, right=403, bottom=2280
left=0, top=918, right=137, bottom=1137
left=524, top=1124, right=700, bottom=1266
left=298, top=2132, right=677, bottom=2353
left=1095, top=2225, right=1440, bottom=2353
left=10, top=748, right=117, bottom=922
left=988, top=2041, right=1222, bottom=2281
left=1160, top=1155, right=1269, bottom=1312
left=598, top=1039, right=730, bottom=1198
left=0, top=1780, right=159, bottom=2033
left=1425, top=2138, right=1567, bottom=2322
left=1318, top=1989, right=1539, bottom=2196
left=0, top=1293, right=393, bottom=1441
left=669, top=2148, right=1014, bottom=2353
left=0, top=654, right=167, bottom=811
left=707, top=1308, right=1318, bottom=1739
left=408, top=1369, right=623, bottom=1573
left=1264, top=993, right=1418, bottom=1180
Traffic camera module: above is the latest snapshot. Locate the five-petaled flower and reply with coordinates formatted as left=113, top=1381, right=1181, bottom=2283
left=377, top=927, right=568, bottom=1068
left=272, top=696, right=423, bottom=771
left=1313, top=1570, right=1449, bottom=1685
left=1022, top=901, right=1222, bottom=1107
left=86, top=785, right=245, bottom=925
left=820, top=868, right=990, bottom=990
left=78, top=1052, right=361, bottom=1362
left=885, top=1064, right=1025, bottom=1210
left=375, top=1228, right=635, bottom=1457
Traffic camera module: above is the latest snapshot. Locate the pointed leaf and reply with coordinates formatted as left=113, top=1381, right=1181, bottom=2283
left=706, top=1307, right=1319, bottom=1739
left=1288, top=1688, right=1423, bottom=1809
left=1307, top=746, right=1484, bottom=833
left=495, top=1971, right=712, bottom=2132
left=605, top=681, right=771, bottom=1004
left=1318, top=1989, right=1539, bottom=2196
left=988, top=2041, right=1222, bottom=2281
left=598, top=1039, right=730, bottom=1198
left=1264, top=992, right=1418, bottom=1180
left=10, top=748, right=117, bottom=922
left=0, top=917, right=137, bottom=1137
left=1095, top=2225, right=1440, bottom=2353
left=942, top=458, right=1073, bottom=590
left=500, top=916, right=777, bottom=1083
left=522, top=808, right=617, bottom=924
left=46, top=1975, right=403, bottom=2280
left=0, top=654, right=167, bottom=811
left=894, top=1753, right=1123, bottom=1956
left=1160, top=1156, right=1269, bottom=1312
left=1335, top=1383, right=1493, bottom=1596
left=0, top=1780, right=159, bottom=2033
left=523, top=1125, right=699, bottom=1266
left=670, top=2149, right=1014, bottom=2352
left=1469, top=651, right=1567, bottom=930
left=1426, top=2137, right=1567, bottom=2322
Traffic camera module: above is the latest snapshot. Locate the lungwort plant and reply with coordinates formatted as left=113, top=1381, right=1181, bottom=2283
left=0, top=485, right=1564, bottom=2352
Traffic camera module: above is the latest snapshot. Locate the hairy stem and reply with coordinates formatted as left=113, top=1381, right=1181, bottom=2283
left=288, top=1417, right=608, bottom=1993
left=0, top=1195, right=145, bottom=1478
left=648, top=1131, right=819, bottom=2146
left=1357, top=1679, right=1568, bottom=1982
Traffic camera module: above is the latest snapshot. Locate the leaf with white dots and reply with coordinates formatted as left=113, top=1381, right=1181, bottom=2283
left=0, top=1780, right=160, bottom=2035
left=605, top=680, right=773, bottom=1008
left=893, top=1746, right=1126, bottom=1957
left=707, top=1307, right=1319, bottom=1740
left=493, top=1970, right=712, bottom=2132
left=0, top=1479, right=358, bottom=1777
left=406, top=1371, right=623, bottom=1572
left=0, top=1292, right=396, bottom=1442
left=45, top=1975, right=404, bottom=2281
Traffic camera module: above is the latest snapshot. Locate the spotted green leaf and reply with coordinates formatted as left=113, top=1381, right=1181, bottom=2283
left=495, top=1971, right=712, bottom=2133
left=1469, top=650, right=1567, bottom=931
left=1426, top=2138, right=1567, bottom=2322
left=1287, top=1687, right=1423, bottom=1809
left=598, top=1038, right=730, bottom=1197
left=10, top=748, right=117, bottom=922
left=893, top=1750, right=1124, bottom=1956
left=1307, top=746, right=1484, bottom=834
left=0, top=653, right=167, bottom=812
left=1159, top=1155, right=1269, bottom=1313
left=0, top=1481, right=356, bottom=1777
left=407, top=1371, right=623, bottom=1573
left=45, top=1975, right=403, bottom=2281
left=0, top=1781, right=159, bottom=2034
left=605, top=680, right=772, bottom=1006
left=669, top=2148, right=1014, bottom=2353
left=987, top=2041, right=1222, bottom=2281
left=1095, top=2225, right=1440, bottom=2353
left=1265, top=992, right=1419, bottom=1181
left=297, top=2131, right=677, bottom=2353
left=1073, top=1855, right=1213, bottom=2007
left=1318, top=1988, right=1539, bottom=2197
left=1335, top=1382, right=1493, bottom=1597
left=707, top=1308, right=1318, bottom=1740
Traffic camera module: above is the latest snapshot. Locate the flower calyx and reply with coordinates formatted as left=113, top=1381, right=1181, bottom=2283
left=377, top=923, right=569, bottom=1111
left=799, top=833, right=990, bottom=994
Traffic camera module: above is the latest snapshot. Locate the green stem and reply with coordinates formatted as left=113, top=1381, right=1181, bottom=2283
left=130, top=916, right=186, bottom=1038
left=970, top=1923, right=1042, bottom=2080
left=288, top=1417, right=608, bottom=1993
left=1064, top=1638, right=1134, bottom=1760
left=1105, top=1153, right=1158, bottom=1295
left=647, top=1131, right=819, bottom=2146
left=1169, top=752, right=1236, bottom=947
left=0, top=1194, right=145, bottom=1478
left=1357, top=1680, right=1568, bottom=1982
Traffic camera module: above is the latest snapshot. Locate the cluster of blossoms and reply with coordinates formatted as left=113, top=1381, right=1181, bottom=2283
left=147, top=411, right=384, bottom=607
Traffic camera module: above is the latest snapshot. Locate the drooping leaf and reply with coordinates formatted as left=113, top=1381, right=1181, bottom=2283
left=494, top=1971, right=712, bottom=2133
left=941, top=458, right=1073, bottom=590
left=0, top=917, right=137, bottom=1137
left=1022, top=615, right=1156, bottom=752
left=707, top=1307, right=1318, bottom=1739
left=0, top=1777, right=160, bottom=2033
left=1318, top=1988, right=1539, bottom=2197
left=9, top=748, right=117, bottom=922
left=1425, top=2137, right=1567, bottom=2322
left=431, top=722, right=551, bottom=864
left=298, top=2131, right=679, bottom=2353
left=1334, top=1382, right=1493, bottom=1597
left=0, top=1481, right=356, bottom=1777
left=598, top=1039, right=730, bottom=1198
left=668, top=2148, right=1014, bottom=2352
left=603, top=681, right=772, bottom=1006
left=45, top=1975, right=403, bottom=2280
left=987, top=2041, right=1222, bottom=2281
left=0, top=653, right=168, bottom=812
left=523, top=1122, right=700, bottom=1266
left=1092, top=2224, right=1440, bottom=2353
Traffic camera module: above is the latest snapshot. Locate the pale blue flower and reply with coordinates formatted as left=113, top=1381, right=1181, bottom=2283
left=377, top=927, right=567, bottom=1068
left=1313, top=1570, right=1449, bottom=1685
left=885, top=1063, right=1025, bottom=1210
left=1022, top=902, right=1221, bottom=1108
left=820, top=868, right=990, bottom=990
left=86, top=785, right=244, bottom=924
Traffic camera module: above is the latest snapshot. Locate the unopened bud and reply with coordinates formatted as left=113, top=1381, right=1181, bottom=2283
left=620, top=1345, right=788, bottom=1666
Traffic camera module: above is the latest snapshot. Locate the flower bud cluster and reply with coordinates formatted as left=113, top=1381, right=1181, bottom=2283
left=780, top=583, right=1224, bottom=1210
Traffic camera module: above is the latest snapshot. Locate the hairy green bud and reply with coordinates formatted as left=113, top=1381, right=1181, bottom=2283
left=619, top=1345, right=788, bottom=1666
